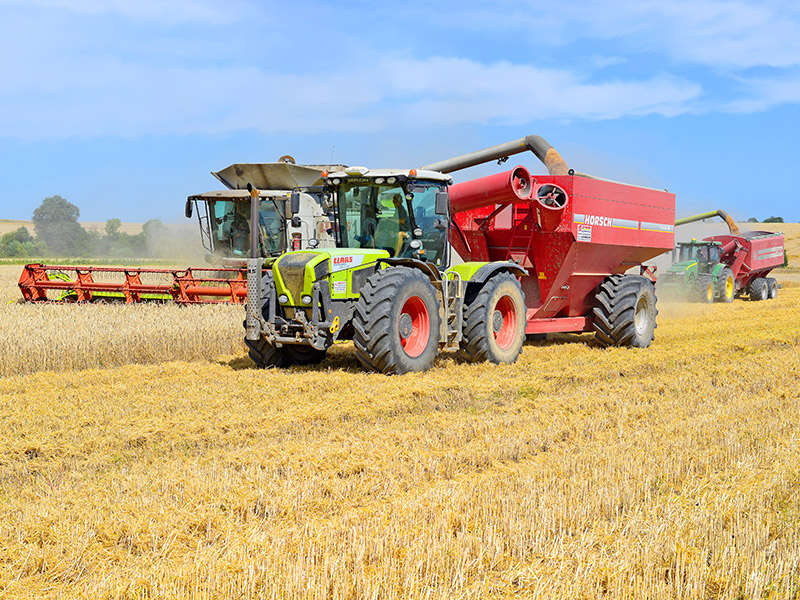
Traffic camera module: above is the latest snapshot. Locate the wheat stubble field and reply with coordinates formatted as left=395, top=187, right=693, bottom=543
left=1, top=227, right=799, bottom=599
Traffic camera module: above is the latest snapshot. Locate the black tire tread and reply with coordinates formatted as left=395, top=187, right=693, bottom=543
left=592, top=275, right=658, bottom=348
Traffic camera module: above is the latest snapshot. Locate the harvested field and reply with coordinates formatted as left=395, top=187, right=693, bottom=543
left=1, top=242, right=799, bottom=598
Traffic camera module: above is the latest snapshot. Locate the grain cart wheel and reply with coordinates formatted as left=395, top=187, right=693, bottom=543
left=749, top=277, right=768, bottom=301
left=458, top=272, right=526, bottom=364
left=694, top=274, right=714, bottom=303
left=593, top=275, right=658, bottom=348
left=767, top=277, right=778, bottom=299
left=287, top=346, right=327, bottom=365
left=353, top=267, right=441, bottom=374
left=716, top=268, right=735, bottom=303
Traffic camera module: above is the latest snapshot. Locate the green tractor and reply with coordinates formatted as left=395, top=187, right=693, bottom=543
left=243, top=167, right=528, bottom=374
left=661, top=239, right=735, bottom=303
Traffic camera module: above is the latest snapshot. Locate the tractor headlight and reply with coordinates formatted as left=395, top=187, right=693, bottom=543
left=278, top=294, right=289, bottom=304
left=387, top=177, right=396, bottom=184
left=332, top=178, right=341, bottom=185
left=409, top=239, right=422, bottom=250
left=301, top=295, right=312, bottom=305
left=374, top=177, right=385, bottom=184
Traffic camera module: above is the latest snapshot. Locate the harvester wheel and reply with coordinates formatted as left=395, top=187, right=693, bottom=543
left=749, top=277, right=768, bottom=301
left=353, top=267, right=440, bottom=374
left=716, top=268, right=735, bottom=303
left=767, top=277, right=778, bottom=299
left=694, top=274, right=714, bottom=303
left=458, top=272, right=526, bottom=364
left=287, top=345, right=327, bottom=365
left=593, top=275, right=658, bottom=348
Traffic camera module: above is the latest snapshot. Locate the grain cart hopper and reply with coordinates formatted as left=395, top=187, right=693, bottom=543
left=662, top=211, right=785, bottom=302
left=19, top=159, right=342, bottom=304
left=243, top=167, right=528, bottom=374
left=437, top=145, right=676, bottom=347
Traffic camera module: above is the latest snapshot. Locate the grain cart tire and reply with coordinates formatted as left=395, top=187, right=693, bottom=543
left=717, top=268, right=735, bottom=303
left=749, top=277, right=768, bottom=301
left=767, top=277, right=778, bottom=299
left=458, top=272, right=526, bottom=364
left=593, top=275, right=657, bottom=348
left=694, top=274, right=715, bottom=303
left=353, top=267, right=441, bottom=374
left=287, top=346, right=327, bottom=365
left=244, top=337, right=291, bottom=368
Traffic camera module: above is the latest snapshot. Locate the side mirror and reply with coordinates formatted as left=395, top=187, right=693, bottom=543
left=290, top=191, right=301, bottom=216
left=184, top=198, right=193, bottom=219
left=435, top=191, right=449, bottom=215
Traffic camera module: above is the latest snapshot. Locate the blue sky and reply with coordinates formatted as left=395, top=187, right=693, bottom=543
left=1, top=0, right=799, bottom=223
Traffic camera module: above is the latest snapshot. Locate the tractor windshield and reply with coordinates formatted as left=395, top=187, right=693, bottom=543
left=678, top=243, right=720, bottom=265
left=207, top=199, right=285, bottom=257
left=336, top=179, right=448, bottom=266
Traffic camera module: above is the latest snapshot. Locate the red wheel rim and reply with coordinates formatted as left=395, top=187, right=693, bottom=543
left=493, top=295, right=517, bottom=349
left=399, top=295, right=430, bottom=358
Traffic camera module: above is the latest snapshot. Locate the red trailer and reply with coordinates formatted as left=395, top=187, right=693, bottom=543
left=447, top=166, right=675, bottom=344
left=706, top=230, right=785, bottom=300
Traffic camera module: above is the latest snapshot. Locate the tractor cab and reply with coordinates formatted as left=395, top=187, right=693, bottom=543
left=674, top=240, right=722, bottom=273
left=324, top=167, right=452, bottom=268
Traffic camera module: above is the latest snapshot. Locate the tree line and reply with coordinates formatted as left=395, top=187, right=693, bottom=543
left=1, top=195, right=172, bottom=258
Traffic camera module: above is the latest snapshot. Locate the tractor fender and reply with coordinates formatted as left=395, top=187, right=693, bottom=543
left=377, top=257, right=441, bottom=282
left=461, top=261, right=528, bottom=285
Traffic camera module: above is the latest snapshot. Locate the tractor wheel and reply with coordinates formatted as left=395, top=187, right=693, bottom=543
left=243, top=271, right=291, bottom=368
left=458, top=272, right=526, bottom=364
left=244, top=337, right=291, bottom=368
left=353, top=267, right=440, bottom=374
left=767, top=277, right=778, bottom=299
left=287, top=345, right=327, bottom=365
left=749, top=277, right=768, bottom=301
left=593, top=275, right=658, bottom=348
left=716, top=268, right=735, bottom=303
left=693, top=274, right=714, bottom=303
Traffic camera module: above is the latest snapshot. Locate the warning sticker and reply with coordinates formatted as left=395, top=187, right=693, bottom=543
left=577, top=224, right=592, bottom=242
left=332, top=280, right=348, bottom=294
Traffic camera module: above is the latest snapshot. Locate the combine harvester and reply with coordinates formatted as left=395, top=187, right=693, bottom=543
left=18, top=159, right=342, bottom=304
left=662, top=210, right=785, bottom=302
left=241, top=135, right=676, bottom=373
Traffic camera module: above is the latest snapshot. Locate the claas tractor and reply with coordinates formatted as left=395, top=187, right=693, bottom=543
left=243, top=166, right=528, bottom=374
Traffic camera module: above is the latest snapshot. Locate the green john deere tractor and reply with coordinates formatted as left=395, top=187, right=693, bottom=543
left=661, top=239, right=735, bottom=303
left=243, top=167, right=528, bottom=374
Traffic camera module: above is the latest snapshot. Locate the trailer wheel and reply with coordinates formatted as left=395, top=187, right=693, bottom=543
left=458, top=272, right=526, bottom=364
left=287, top=346, right=327, bottom=365
left=353, top=267, right=440, bottom=374
left=766, top=277, right=778, bottom=299
left=593, top=275, right=658, bottom=348
left=749, top=277, right=768, bottom=301
left=716, top=268, right=735, bottom=303
left=694, top=274, right=714, bottom=303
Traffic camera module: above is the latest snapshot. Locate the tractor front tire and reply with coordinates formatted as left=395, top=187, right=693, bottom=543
left=353, top=267, right=441, bottom=374
left=749, top=277, right=768, bottom=301
left=593, top=275, right=658, bottom=348
left=694, top=274, right=715, bottom=303
left=767, top=277, right=778, bottom=299
left=458, top=272, right=526, bottom=364
left=287, top=345, right=327, bottom=365
left=244, top=337, right=291, bottom=368
left=717, top=268, right=735, bottom=303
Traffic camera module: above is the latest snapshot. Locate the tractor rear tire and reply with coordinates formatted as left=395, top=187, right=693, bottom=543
left=694, top=274, right=715, bottom=303
left=458, top=272, right=526, bottom=364
left=244, top=337, right=291, bottom=368
left=353, top=267, right=441, bottom=374
left=716, top=268, right=735, bottom=303
left=767, top=277, right=778, bottom=299
left=593, top=275, right=658, bottom=348
left=287, top=345, right=327, bottom=365
left=749, top=277, right=768, bottom=301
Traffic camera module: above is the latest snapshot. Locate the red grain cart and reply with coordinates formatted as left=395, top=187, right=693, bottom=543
left=706, top=230, right=785, bottom=300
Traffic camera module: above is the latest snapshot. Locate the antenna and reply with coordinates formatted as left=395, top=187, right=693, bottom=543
left=330, top=145, right=335, bottom=164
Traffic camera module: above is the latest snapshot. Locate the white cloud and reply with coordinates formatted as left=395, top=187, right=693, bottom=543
left=0, top=55, right=703, bottom=139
